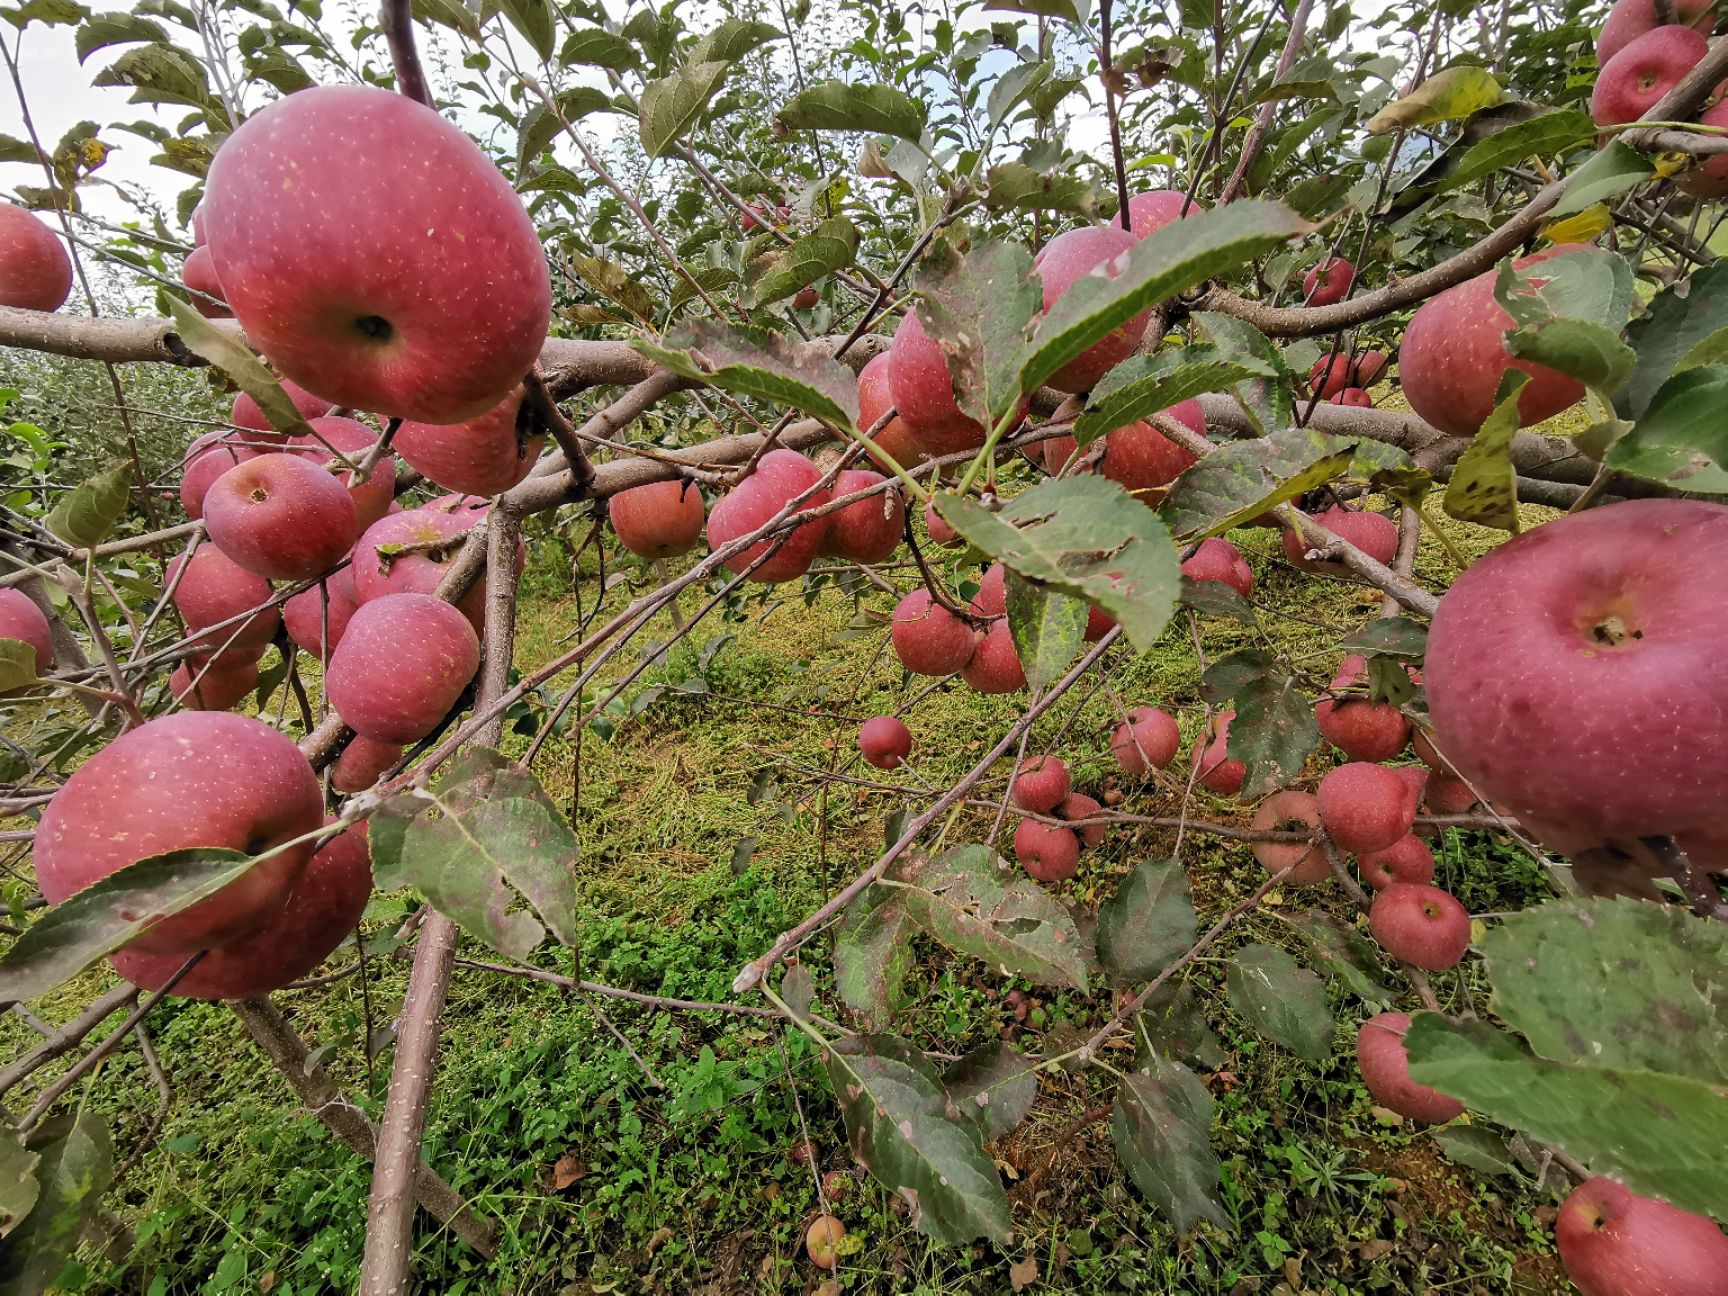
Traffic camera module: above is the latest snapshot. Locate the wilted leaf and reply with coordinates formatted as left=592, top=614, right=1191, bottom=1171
left=551, top=1152, right=588, bottom=1190
left=913, top=237, right=1040, bottom=430
left=1367, top=65, right=1502, bottom=135
left=944, top=1041, right=1038, bottom=1143
left=832, top=885, right=914, bottom=1031
left=1095, top=858, right=1196, bottom=984
left=1442, top=372, right=1527, bottom=532
left=1225, top=943, right=1334, bottom=1062
left=1134, top=980, right=1226, bottom=1071
left=566, top=250, right=658, bottom=324
left=780, top=961, right=815, bottom=1021
left=1112, top=1057, right=1226, bottom=1233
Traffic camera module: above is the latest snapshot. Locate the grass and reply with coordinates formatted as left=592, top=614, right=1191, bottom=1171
left=0, top=464, right=1583, bottom=1293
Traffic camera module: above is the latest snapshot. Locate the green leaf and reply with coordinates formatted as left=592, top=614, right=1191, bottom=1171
left=90, top=41, right=208, bottom=108
left=559, top=25, right=638, bottom=70
left=1493, top=248, right=1636, bottom=334
left=0, top=1113, right=112, bottom=1293
left=0, top=1120, right=39, bottom=1238
left=1225, top=942, right=1334, bottom=1062
left=517, top=87, right=617, bottom=168
left=987, top=58, right=1052, bottom=129
left=1605, top=364, right=1728, bottom=493
left=934, top=477, right=1181, bottom=654
left=689, top=17, right=780, bottom=63
left=632, top=320, right=860, bottom=430
left=1004, top=571, right=1087, bottom=691
left=638, top=59, right=730, bottom=158
left=1404, top=1014, right=1728, bottom=1219
left=1112, top=1057, right=1226, bottom=1233
left=0, top=134, right=37, bottom=164
left=2, top=0, right=89, bottom=28
left=944, top=1041, right=1038, bottom=1143
left=0, top=848, right=255, bottom=1003
left=667, top=265, right=739, bottom=315
left=1025, top=201, right=1307, bottom=395
left=166, top=297, right=317, bottom=438
left=982, top=161, right=1096, bottom=215
left=1073, top=349, right=1269, bottom=450
left=1133, top=980, right=1226, bottom=1071
left=913, top=238, right=1040, bottom=430
left=748, top=217, right=859, bottom=308
left=42, top=458, right=129, bottom=550
left=984, top=0, right=1089, bottom=23
left=1337, top=616, right=1428, bottom=660
left=1179, top=575, right=1256, bottom=623
left=777, top=80, right=927, bottom=144
left=827, top=1034, right=1012, bottom=1245
left=565, top=250, right=658, bottom=324
left=1191, top=312, right=1294, bottom=433
left=832, top=885, right=914, bottom=1032
left=1366, top=65, right=1502, bottom=134
left=0, top=639, right=41, bottom=691
left=1201, top=650, right=1320, bottom=797
left=1432, top=1125, right=1518, bottom=1176
left=1549, top=140, right=1654, bottom=219
left=1442, top=372, right=1527, bottom=532
left=1095, top=858, right=1197, bottom=984
left=1622, top=262, right=1728, bottom=420
left=1282, top=909, right=1394, bottom=1007
left=1479, top=897, right=1728, bottom=1084
left=411, top=0, right=479, bottom=39
left=895, top=845, right=1091, bottom=991
left=1441, top=108, right=1594, bottom=194
left=370, top=748, right=579, bottom=963
left=1506, top=318, right=1635, bottom=394
left=495, top=0, right=553, bottom=60
left=74, top=10, right=166, bottom=61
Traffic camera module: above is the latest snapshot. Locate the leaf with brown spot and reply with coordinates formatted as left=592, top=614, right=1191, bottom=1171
left=551, top=1153, right=588, bottom=1190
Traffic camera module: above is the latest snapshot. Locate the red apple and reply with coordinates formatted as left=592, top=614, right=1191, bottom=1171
left=858, top=715, right=912, bottom=769
left=1400, top=244, right=1590, bottom=438
left=231, top=380, right=332, bottom=445
left=203, top=453, right=358, bottom=582
left=0, top=587, right=54, bottom=679
left=289, top=416, right=396, bottom=530
left=1282, top=506, right=1399, bottom=575
left=609, top=479, right=707, bottom=560
left=855, top=350, right=927, bottom=470
left=960, top=619, right=1026, bottom=694
left=819, top=469, right=904, bottom=564
left=203, top=85, right=550, bottom=424
left=282, top=568, right=359, bottom=661
left=0, top=204, right=72, bottom=312
left=1251, top=790, right=1330, bottom=884
left=1192, top=710, right=1246, bottom=795
left=170, top=657, right=259, bottom=711
left=168, top=547, right=280, bottom=655
left=1013, top=816, right=1081, bottom=881
left=325, top=592, right=480, bottom=743
left=34, top=712, right=322, bottom=956
left=182, top=245, right=230, bottom=319
left=1037, top=400, right=1204, bottom=500
left=350, top=507, right=485, bottom=629
left=331, top=734, right=405, bottom=792
left=1679, top=98, right=1728, bottom=196
left=1034, top=224, right=1151, bottom=393
left=1058, top=792, right=1105, bottom=848
left=888, top=311, right=986, bottom=455
left=1355, top=1012, right=1465, bottom=1123
left=1357, top=835, right=1436, bottom=890
left=890, top=588, right=975, bottom=675
left=1318, top=762, right=1415, bottom=854
left=1181, top=537, right=1253, bottom=598
left=970, top=562, right=1007, bottom=617
left=1555, top=1177, right=1728, bottom=1296
left=1331, top=387, right=1373, bottom=407
left=393, top=390, right=544, bottom=497
left=1598, top=0, right=1715, bottom=65
left=1110, top=705, right=1180, bottom=777
left=1302, top=256, right=1355, bottom=307
left=1309, top=350, right=1388, bottom=398
left=924, top=499, right=962, bottom=547
left=1083, top=604, right=1116, bottom=643
left=705, top=448, right=831, bottom=583
left=181, top=431, right=257, bottom=519
left=1368, top=883, right=1470, bottom=970
left=1315, top=654, right=1412, bottom=762
left=1011, top=754, right=1071, bottom=813
left=793, top=284, right=820, bottom=310
left=1424, top=772, right=1479, bottom=816
left=1115, top=188, right=1204, bottom=238
left=1591, top=26, right=1708, bottom=126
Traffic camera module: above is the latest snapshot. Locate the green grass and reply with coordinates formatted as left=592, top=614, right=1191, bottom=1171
left=0, top=495, right=1578, bottom=1295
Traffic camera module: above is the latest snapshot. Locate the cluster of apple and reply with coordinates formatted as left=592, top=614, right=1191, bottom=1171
left=1593, top=0, right=1728, bottom=195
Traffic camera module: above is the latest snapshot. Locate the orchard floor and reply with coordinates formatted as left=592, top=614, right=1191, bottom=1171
left=1, top=465, right=1583, bottom=1295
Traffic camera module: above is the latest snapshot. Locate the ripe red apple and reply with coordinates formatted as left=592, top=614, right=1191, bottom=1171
left=1110, top=705, right=1180, bottom=777
left=819, top=469, right=904, bottom=564
left=890, top=588, right=975, bottom=675
left=1389, top=764, right=1428, bottom=817
left=0, top=205, right=72, bottom=312
left=1318, top=762, right=1414, bottom=854
left=1679, top=98, right=1728, bottom=196
left=231, top=380, right=332, bottom=444
left=325, top=592, right=480, bottom=743
left=168, top=548, right=280, bottom=655
left=181, top=431, right=257, bottom=519
left=855, top=351, right=927, bottom=470
left=1316, top=654, right=1412, bottom=762
left=331, top=734, right=405, bottom=793
left=1591, top=26, right=1708, bottom=126
left=960, top=620, right=1026, bottom=694
left=182, top=245, right=230, bottom=319
left=110, top=821, right=372, bottom=1000
left=1181, top=537, right=1252, bottom=598
left=1011, top=754, right=1071, bottom=813
left=706, top=449, right=831, bottom=583
left=609, top=479, right=707, bottom=560
left=1425, top=500, right=1728, bottom=867
left=1357, top=835, right=1436, bottom=890
left=283, top=568, right=359, bottom=661
left=203, top=85, right=550, bottom=424
left=1331, top=387, right=1373, bottom=408
left=1083, top=604, right=1116, bottom=642
left=1555, top=1177, right=1728, bottom=1296
left=1014, top=816, right=1081, bottom=881
left=170, top=658, right=259, bottom=712
left=970, top=562, right=1007, bottom=617
left=203, top=452, right=358, bottom=582
left=793, top=284, right=820, bottom=310
left=1598, top=0, right=1715, bottom=65
left=394, top=391, right=544, bottom=497
left=350, top=506, right=486, bottom=629
left=804, top=1215, right=845, bottom=1271
left=1058, top=792, right=1105, bottom=848
left=1368, top=883, right=1470, bottom=970
left=1309, top=350, right=1388, bottom=398
left=1037, top=401, right=1204, bottom=500
left=1422, top=772, right=1478, bottom=816
left=34, top=711, right=322, bottom=956
left=888, top=311, right=985, bottom=455
left=289, top=416, right=396, bottom=530
left=0, top=587, right=54, bottom=679
left=1115, top=188, right=1204, bottom=238
left=1033, top=224, right=1151, bottom=393
left=1192, top=710, right=1245, bottom=795
left=1400, top=244, right=1590, bottom=438
left=924, top=499, right=962, bottom=547
left=1282, top=506, right=1399, bottom=574
left=1302, top=256, right=1355, bottom=307
left=1355, top=1012, right=1465, bottom=1124
left=858, top=715, right=912, bottom=769
left=1251, top=790, right=1330, bottom=884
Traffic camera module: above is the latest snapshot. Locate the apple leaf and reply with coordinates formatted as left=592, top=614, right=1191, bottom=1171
left=982, top=161, right=1096, bottom=215
left=748, top=217, right=860, bottom=308
left=632, top=320, right=859, bottom=430
left=1201, top=649, right=1321, bottom=797
left=41, top=456, right=129, bottom=552
left=690, top=17, right=780, bottom=63
left=565, top=251, right=659, bottom=325
left=894, top=845, right=1091, bottom=990
left=1439, top=108, right=1594, bottom=195
left=559, top=25, right=638, bottom=70
left=0, top=1113, right=112, bottom=1292
left=831, top=884, right=915, bottom=1032
left=1179, top=575, right=1256, bottom=624
left=91, top=41, right=210, bottom=109
left=1023, top=200, right=1308, bottom=395
left=0, top=639, right=41, bottom=692
left=1004, top=570, right=1087, bottom=691
left=1604, top=364, right=1728, bottom=493
left=1506, top=318, right=1635, bottom=395
left=1549, top=140, right=1654, bottom=219
left=369, top=747, right=579, bottom=964
left=1132, top=980, right=1227, bottom=1071
left=638, top=58, right=730, bottom=158
left=166, top=297, right=317, bottom=439
left=1432, top=1125, right=1519, bottom=1177
left=0, top=847, right=255, bottom=1003
left=1112, top=1057, right=1227, bottom=1234
left=411, top=0, right=481, bottom=38
left=776, top=80, right=927, bottom=144
left=1072, top=349, right=1270, bottom=450
left=934, top=476, right=1181, bottom=654
left=912, top=237, right=1040, bottom=430
left=987, top=59, right=1052, bottom=130
left=1621, top=262, right=1728, bottom=419
left=1337, top=616, right=1427, bottom=660
left=826, top=1034, right=1012, bottom=1245
left=1095, top=858, right=1197, bottom=984
left=1492, top=248, right=1636, bottom=335
left=1281, top=909, right=1394, bottom=1007
left=1225, top=942, right=1334, bottom=1062
left=517, top=88, right=618, bottom=169
left=1443, top=371, right=1527, bottom=532
left=0, top=1119, right=39, bottom=1238
left=983, top=0, right=1090, bottom=25
left=74, top=11, right=165, bottom=62
left=1366, top=65, right=1502, bottom=135
left=1404, top=1013, right=1728, bottom=1219
left=944, top=1041, right=1038, bottom=1144
left=495, top=0, right=554, bottom=59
